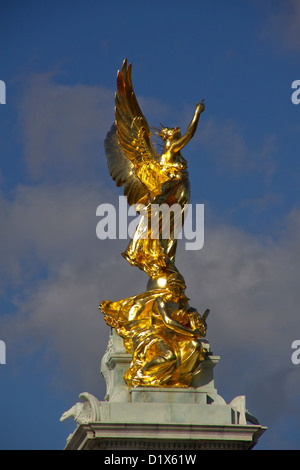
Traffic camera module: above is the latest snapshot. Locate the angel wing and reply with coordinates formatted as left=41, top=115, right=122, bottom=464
left=104, top=59, right=168, bottom=206
left=104, top=124, right=150, bottom=206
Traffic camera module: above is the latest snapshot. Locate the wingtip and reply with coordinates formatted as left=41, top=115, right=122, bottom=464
left=121, top=58, right=128, bottom=75
left=116, top=69, right=123, bottom=90
left=122, top=58, right=133, bottom=74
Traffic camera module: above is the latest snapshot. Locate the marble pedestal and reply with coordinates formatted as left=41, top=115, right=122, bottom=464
left=61, top=330, right=266, bottom=450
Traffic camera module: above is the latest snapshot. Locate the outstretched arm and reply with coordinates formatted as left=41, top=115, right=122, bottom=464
left=170, top=100, right=205, bottom=153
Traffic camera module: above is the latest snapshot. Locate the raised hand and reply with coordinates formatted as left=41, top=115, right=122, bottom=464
left=196, top=99, right=205, bottom=114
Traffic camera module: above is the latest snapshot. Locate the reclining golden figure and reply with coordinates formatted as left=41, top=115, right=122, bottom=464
left=101, top=270, right=209, bottom=388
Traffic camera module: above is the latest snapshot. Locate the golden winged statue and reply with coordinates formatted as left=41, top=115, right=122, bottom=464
left=100, top=59, right=209, bottom=388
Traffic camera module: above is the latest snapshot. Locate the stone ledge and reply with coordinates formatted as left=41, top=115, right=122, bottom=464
left=65, top=422, right=267, bottom=450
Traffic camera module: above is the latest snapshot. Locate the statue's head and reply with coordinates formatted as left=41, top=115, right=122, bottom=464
left=157, top=125, right=181, bottom=143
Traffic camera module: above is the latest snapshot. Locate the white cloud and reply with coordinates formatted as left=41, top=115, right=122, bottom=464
left=258, top=0, right=300, bottom=52
left=195, top=117, right=277, bottom=178
left=240, top=193, right=280, bottom=213
left=18, top=72, right=115, bottom=181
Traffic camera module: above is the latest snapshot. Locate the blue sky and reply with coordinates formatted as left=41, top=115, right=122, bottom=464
left=1, top=0, right=300, bottom=450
